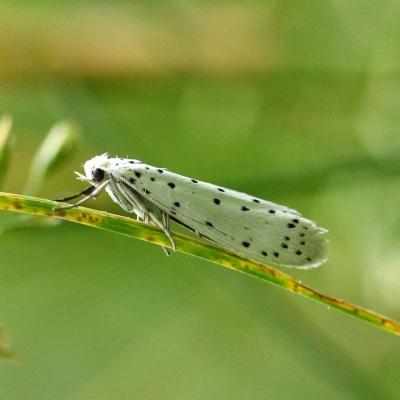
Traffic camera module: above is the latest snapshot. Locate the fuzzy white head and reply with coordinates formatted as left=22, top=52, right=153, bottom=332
left=76, top=153, right=110, bottom=184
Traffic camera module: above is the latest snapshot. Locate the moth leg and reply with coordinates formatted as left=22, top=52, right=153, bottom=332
left=133, top=209, right=145, bottom=222
left=161, top=247, right=171, bottom=256
left=161, top=212, right=176, bottom=251
left=111, top=180, right=135, bottom=212
left=163, top=212, right=170, bottom=231
left=115, top=181, right=147, bottom=215
left=54, top=180, right=109, bottom=210
left=161, top=213, right=172, bottom=255
left=114, top=180, right=175, bottom=253
left=148, top=211, right=176, bottom=252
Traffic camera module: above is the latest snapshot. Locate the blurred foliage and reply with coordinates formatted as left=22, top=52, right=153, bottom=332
left=0, top=119, right=79, bottom=233
left=0, top=1, right=400, bottom=400
left=0, top=115, right=13, bottom=188
left=24, top=121, right=79, bottom=196
left=0, top=328, right=15, bottom=361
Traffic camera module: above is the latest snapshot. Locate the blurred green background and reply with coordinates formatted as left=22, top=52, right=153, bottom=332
left=1, top=1, right=400, bottom=399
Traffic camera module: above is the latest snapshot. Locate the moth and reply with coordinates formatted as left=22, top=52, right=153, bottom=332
left=55, top=154, right=328, bottom=268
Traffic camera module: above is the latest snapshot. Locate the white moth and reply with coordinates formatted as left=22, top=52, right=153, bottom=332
left=55, top=154, right=328, bottom=269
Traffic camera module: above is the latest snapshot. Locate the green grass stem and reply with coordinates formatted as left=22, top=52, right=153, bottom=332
left=0, top=192, right=398, bottom=338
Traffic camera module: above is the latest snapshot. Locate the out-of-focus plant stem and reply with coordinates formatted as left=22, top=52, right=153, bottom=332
left=0, top=327, right=15, bottom=360
left=24, top=121, right=79, bottom=196
left=0, top=115, right=14, bottom=188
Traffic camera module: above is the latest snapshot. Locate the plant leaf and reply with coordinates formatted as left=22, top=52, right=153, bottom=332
left=24, top=121, right=79, bottom=196
left=0, top=191, right=399, bottom=337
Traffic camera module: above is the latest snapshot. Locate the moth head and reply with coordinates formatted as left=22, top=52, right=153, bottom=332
left=77, top=153, right=110, bottom=184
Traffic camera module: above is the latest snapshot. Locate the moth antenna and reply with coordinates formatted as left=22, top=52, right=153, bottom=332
left=53, top=185, right=96, bottom=202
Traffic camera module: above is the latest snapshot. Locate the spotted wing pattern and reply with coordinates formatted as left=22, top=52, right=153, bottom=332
left=106, top=159, right=327, bottom=269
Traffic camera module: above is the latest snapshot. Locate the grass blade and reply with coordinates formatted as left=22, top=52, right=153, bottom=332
left=0, top=191, right=398, bottom=337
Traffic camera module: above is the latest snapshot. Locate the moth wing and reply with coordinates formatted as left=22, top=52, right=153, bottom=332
left=111, top=163, right=327, bottom=268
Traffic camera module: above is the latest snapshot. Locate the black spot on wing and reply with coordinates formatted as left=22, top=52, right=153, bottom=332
left=168, top=182, right=176, bottom=189
left=174, top=201, right=180, bottom=207
left=213, top=198, right=221, bottom=205
left=134, top=171, right=142, bottom=178
left=242, top=241, right=250, bottom=248
left=241, top=206, right=250, bottom=211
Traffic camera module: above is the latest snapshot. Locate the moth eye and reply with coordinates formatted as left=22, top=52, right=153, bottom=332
left=92, top=168, right=105, bottom=182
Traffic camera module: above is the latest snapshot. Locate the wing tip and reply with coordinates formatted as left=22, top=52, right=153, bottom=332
left=295, top=227, right=329, bottom=269
left=274, top=225, right=328, bottom=270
